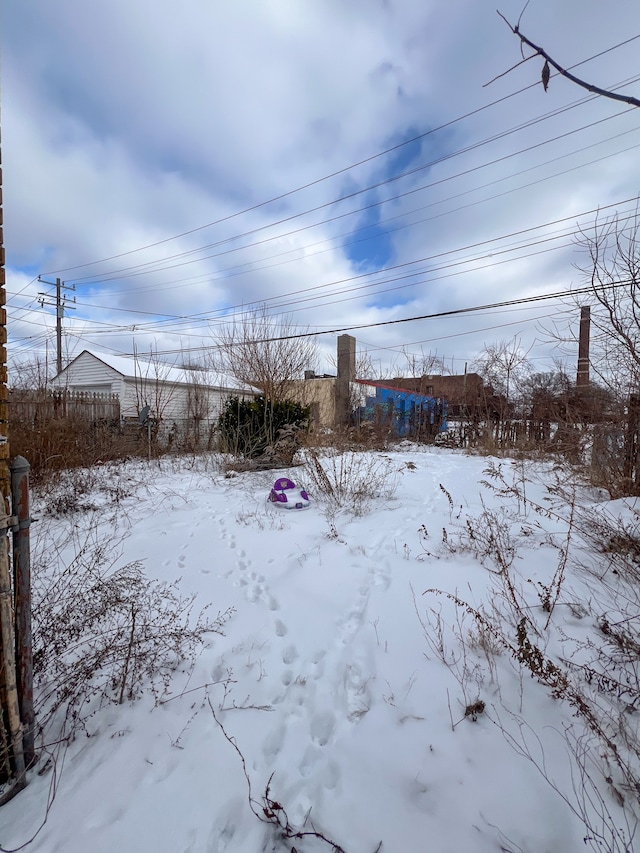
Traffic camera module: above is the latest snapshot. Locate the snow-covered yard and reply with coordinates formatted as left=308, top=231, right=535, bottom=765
left=0, top=446, right=637, bottom=853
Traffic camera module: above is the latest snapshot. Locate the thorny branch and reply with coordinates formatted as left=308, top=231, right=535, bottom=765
left=208, top=697, right=383, bottom=852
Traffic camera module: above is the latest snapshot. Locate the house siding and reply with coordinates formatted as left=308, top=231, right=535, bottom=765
left=51, top=351, right=254, bottom=429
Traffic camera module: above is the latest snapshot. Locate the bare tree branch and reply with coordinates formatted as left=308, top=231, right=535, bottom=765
left=496, top=11, right=640, bottom=107
left=208, top=305, right=318, bottom=405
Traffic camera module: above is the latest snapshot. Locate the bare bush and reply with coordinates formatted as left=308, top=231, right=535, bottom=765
left=418, top=466, right=640, bottom=849
left=31, top=520, right=234, bottom=743
left=301, top=448, right=398, bottom=518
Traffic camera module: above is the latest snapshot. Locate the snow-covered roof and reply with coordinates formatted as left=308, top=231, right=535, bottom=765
left=66, top=350, right=259, bottom=394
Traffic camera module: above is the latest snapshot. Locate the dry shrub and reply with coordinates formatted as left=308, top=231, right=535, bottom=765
left=11, top=412, right=146, bottom=483
left=301, top=447, right=398, bottom=517
left=31, top=519, right=234, bottom=742
left=420, top=470, right=640, bottom=851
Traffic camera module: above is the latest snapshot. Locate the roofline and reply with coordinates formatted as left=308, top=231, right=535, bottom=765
left=54, top=350, right=259, bottom=394
left=353, top=378, right=441, bottom=399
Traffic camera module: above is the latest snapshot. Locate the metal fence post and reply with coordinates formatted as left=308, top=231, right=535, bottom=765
left=11, top=455, right=33, bottom=768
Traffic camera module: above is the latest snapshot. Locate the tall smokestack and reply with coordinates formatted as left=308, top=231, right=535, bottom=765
left=336, top=334, right=356, bottom=427
left=577, top=305, right=590, bottom=387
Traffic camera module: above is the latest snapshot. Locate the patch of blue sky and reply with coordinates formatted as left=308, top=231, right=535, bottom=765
left=343, top=202, right=394, bottom=270
left=342, top=128, right=425, bottom=272
left=9, top=262, right=41, bottom=279
left=343, top=124, right=458, bottom=283
left=385, top=129, right=425, bottom=178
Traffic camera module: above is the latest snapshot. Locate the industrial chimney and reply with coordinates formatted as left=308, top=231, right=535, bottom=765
left=576, top=306, right=590, bottom=387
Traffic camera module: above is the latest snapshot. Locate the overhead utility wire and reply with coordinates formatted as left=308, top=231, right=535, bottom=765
left=42, top=34, right=640, bottom=278
left=46, top=195, right=639, bottom=329
left=13, top=197, right=637, bottom=345
left=78, top=125, right=640, bottom=301
left=131, top=279, right=635, bottom=357
left=13, top=194, right=640, bottom=352
left=65, top=92, right=636, bottom=285
left=49, top=126, right=638, bottom=318
left=64, top=134, right=640, bottom=317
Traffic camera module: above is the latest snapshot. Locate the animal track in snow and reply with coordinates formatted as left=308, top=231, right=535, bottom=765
left=274, top=620, right=288, bottom=637
left=262, top=722, right=286, bottom=762
left=299, top=744, right=321, bottom=777
left=309, top=710, right=335, bottom=747
left=343, top=662, right=372, bottom=722
left=281, top=645, right=297, bottom=665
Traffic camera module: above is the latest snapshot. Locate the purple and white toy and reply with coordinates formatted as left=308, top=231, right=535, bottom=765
left=268, top=477, right=310, bottom=510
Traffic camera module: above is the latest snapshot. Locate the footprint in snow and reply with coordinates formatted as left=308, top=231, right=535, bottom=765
left=343, top=662, right=372, bottom=722
left=310, top=710, right=336, bottom=747
left=262, top=722, right=286, bottom=762
left=323, top=760, right=341, bottom=791
left=281, top=645, right=297, bottom=665
left=299, top=743, right=321, bottom=777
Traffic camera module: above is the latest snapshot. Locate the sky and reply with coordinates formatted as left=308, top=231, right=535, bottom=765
left=3, top=0, right=640, bottom=379
left=0, top=447, right=635, bottom=852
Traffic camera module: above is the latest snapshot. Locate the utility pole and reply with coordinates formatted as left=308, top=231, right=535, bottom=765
left=37, top=277, right=75, bottom=375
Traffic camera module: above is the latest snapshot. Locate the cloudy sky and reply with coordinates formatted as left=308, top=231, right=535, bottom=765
left=3, top=0, right=640, bottom=378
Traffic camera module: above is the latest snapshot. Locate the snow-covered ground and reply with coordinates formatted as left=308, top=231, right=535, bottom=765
left=0, top=445, right=636, bottom=853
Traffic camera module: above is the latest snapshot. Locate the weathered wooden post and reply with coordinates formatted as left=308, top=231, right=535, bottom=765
left=11, top=456, right=33, bottom=768
left=0, top=95, right=27, bottom=801
left=624, top=393, right=640, bottom=490
left=0, top=504, right=26, bottom=797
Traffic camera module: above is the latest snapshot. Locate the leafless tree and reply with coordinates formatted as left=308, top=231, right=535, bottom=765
left=182, top=365, right=215, bottom=450
left=473, top=337, right=532, bottom=412
left=10, top=357, right=51, bottom=391
left=208, top=305, right=319, bottom=404
left=131, top=343, right=180, bottom=426
left=394, top=347, right=453, bottom=378
left=571, top=211, right=640, bottom=398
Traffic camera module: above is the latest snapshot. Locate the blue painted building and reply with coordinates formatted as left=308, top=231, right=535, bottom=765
left=353, top=380, right=447, bottom=439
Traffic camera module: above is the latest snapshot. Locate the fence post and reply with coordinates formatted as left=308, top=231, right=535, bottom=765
left=11, top=456, right=33, bottom=768
left=0, top=503, right=25, bottom=798
left=623, top=394, right=640, bottom=489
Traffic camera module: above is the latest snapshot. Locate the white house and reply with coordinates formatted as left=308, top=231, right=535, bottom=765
left=50, top=350, right=258, bottom=433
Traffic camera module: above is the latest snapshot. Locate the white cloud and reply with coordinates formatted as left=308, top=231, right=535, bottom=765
left=3, top=0, right=640, bottom=375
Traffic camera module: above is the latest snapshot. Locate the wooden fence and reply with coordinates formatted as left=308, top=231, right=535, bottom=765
left=10, top=390, right=120, bottom=424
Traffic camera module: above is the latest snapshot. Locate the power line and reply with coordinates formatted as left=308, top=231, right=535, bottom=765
left=40, top=35, right=640, bottom=279
left=95, top=128, right=640, bottom=302
left=122, top=279, right=632, bottom=357
left=19, top=195, right=636, bottom=332
left=63, top=96, right=637, bottom=286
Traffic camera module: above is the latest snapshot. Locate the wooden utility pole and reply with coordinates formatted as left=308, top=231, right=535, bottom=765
left=37, top=277, right=75, bottom=375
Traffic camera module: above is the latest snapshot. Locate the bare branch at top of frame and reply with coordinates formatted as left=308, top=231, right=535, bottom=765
left=492, top=10, right=640, bottom=107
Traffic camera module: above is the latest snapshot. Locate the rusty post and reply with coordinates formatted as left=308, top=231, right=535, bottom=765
left=11, top=456, right=33, bottom=768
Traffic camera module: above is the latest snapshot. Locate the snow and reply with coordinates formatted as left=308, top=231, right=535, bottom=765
left=0, top=446, right=635, bottom=852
